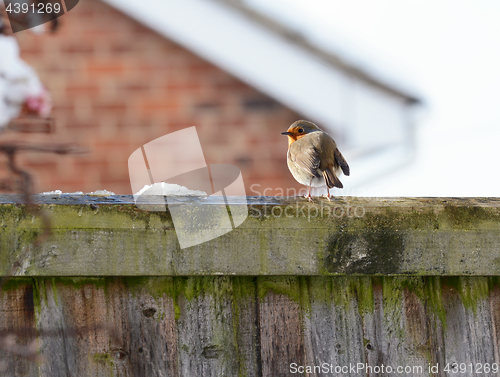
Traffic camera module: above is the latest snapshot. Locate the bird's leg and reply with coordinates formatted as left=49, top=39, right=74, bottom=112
left=323, top=187, right=331, bottom=201
left=305, top=180, right=313, bottom=202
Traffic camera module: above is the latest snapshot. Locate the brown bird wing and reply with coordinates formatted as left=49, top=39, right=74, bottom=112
left=334, top=149, right=350, bottom=176
left=288, top=140, right=322, bottom=179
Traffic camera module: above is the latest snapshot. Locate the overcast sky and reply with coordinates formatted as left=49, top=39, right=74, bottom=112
left=247, top=0, right=500, bottom=196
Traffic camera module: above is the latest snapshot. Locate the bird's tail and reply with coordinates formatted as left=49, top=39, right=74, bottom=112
left=323, top=169, right=343, bottom=189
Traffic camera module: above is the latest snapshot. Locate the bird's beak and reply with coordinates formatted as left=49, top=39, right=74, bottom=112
left=281, top=131, right=293, bottom=136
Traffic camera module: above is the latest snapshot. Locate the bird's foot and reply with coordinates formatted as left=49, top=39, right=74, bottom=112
left=303, top=194, right=314, bottom=202
left=321, top=194, right=332, bottom=202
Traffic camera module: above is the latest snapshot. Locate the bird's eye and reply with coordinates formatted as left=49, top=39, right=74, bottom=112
left=298, top=128, right=304, bottom=133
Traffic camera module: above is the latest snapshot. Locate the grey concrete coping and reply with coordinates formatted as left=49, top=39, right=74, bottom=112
left=1, top=194, right=499, bottom=276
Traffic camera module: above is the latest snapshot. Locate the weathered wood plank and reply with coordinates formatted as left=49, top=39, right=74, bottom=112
left=1, top=196, right=500, bottom=376
left=0, top=284, right=37, bottom=376
left=1, top=195, right=500, bottom=276
left=441, top=278, right=498, bottom=377
left=2, top=276, right=498, bottom=376
left=233, top=277, right=261, bottom=377
left=176, top=277, right=239, bottom=376
left=306, top=277, right=367, bottom=376
left=258, top=278, right=306, bottom=376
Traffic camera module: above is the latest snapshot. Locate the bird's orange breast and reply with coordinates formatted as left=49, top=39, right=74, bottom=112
left=287, top=133, right=307, bottom=147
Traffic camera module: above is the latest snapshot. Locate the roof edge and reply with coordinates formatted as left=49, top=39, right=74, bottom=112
left=212, top=0, right=422, bottom=105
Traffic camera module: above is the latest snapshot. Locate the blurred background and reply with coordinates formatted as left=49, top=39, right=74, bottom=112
left=1, top=0, right=499, bottom=196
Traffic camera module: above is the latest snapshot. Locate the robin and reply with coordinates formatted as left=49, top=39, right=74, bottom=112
left=281, top=120, right=349, bottom=200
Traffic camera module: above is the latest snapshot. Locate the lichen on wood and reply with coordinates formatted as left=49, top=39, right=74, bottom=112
left=1, top=195, right=500, bottom=375
left=1, top=276, right=500, bottom=376
left=1, top=195, right=500, bottom=277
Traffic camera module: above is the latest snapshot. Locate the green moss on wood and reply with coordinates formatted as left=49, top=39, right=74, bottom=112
left=92, top=352, right=115, bottom=366
left=441, top=205, right=500, bottom=229
left=0, top=202, right=175, bottom=233
left=123, top=276, right=186, bottom=320
left=380, top=277, right=448, bottom=329
left=422, top=277, right=447, bottom=327
left=442, top=276, right=490, bottom=314
left=354, top=277, right=375, bottom=315
left=328, top=277, right=375, bottom=316
left=232, top=277, right=257, bottom=300
left=0, top=277, right=33, bottom=292
left=1, top=198, right=500, bottom=277
left=231, top=277, right=257, bottom=377
left=257, top=276, right=301, bottom=302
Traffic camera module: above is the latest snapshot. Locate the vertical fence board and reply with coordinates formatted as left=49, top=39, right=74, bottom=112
left=258, top=277, right=306, bottom=377
left=176, top=277, right=238, bottom=377
left=2, top=276, right=500, bottom=376
left=442, top=278, right=497, bottom=376
left=233, top=277, right=261, bottom=377
left=489, top=284, right=500, bottom=377
left=305, top=277, right=368, bottom=376
left=0, top=283, right=38, bottom=377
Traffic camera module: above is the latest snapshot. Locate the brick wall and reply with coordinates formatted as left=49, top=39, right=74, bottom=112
left=3, top=0, right=305, bottom=195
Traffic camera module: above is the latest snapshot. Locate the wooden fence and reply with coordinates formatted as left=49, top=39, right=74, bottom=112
left=1, top=195, right=500, bottom=376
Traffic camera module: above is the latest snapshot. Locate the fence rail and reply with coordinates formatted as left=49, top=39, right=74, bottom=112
left=1, top=195, right=499, bottom=376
